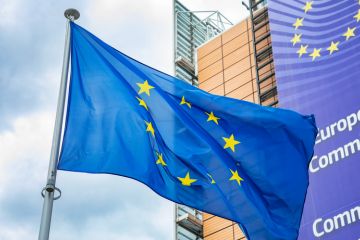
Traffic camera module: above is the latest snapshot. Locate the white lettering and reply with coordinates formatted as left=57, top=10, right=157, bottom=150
left=333, top=211, right=351, bottom=229
left=328, top=147, right=345, bottom=164
left=318, top=155, right=329, bottom=168
left=347, top=113, right=358, bottom=131
left=312, top=205, right=360, bottom=237
left=309, top=156, right=319, bottom=173
left=324, top=218, right=334, bottom=233
left=316, top=109, right=360, bottom=144
left=344, top=139, right=360, bottom=156
left=310, top=138, right=360, bottom=174
left=351, top=206, right=360, bottom=222
left=337, top=119, right=347, bottom=132
left=313, top=218, right=324, bottom=237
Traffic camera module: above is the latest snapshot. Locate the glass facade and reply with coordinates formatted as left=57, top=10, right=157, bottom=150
left=178, top=226, right=202, bottom=240
left=251, top=0, right=267, bottom=11
left=174, top=0, right=222, bottom=86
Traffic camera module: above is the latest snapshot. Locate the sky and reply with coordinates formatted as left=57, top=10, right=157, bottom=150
left=0, top=1, right=248, bottom=239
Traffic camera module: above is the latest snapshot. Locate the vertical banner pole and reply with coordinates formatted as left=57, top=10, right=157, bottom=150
left=38, top=9, right=80, bottom=240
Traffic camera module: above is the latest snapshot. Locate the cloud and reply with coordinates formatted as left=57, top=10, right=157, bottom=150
left=0, top=111, right=173, bottom=239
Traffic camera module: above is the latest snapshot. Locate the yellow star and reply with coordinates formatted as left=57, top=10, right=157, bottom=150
left=145, top=121, right=155, bottom=136
left=205, top=112, right=220, bottom=124
left=355, top=9, right=360, bottom=22
left=222, top=134, right=240, bottom=152
left=291, top=34, right=302, bottom=46
left=343, top=27, right=356, bottom=41
left=297, top=45, right=308, bottom=57
left=293, top=18, right=304, bottom=30
left=156, top=152, right=166, bottom=166
left=180, top=96, right=191, bottom=108
left=136, top=97, right=148, bottom=111
left=303, top=1, right=313, bottom=13
left=229, top=169, right=244, bottom=186
left=178, top=172, right=197, bottom=186
left=309, top=48, right=321, bottom=61
left=207, top=173, right=216, bottom=184
left=137, top=80, right=154, bottom=96
left=327, top=41, right=339, bottom=55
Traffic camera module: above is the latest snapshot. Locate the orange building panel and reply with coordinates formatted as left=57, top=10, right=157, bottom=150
left=208, top=84, right=225, bottom=96
left=223, top=44, right=251, bottom=69
left=199, top=72, right=224, bottom=92
left=197, top=36, right=222, bottom=60
left=203, top=216, right=233, bottom=236
left=198, top=48, right=223, bottom=72
left=225, top=73, right=256, bottom=95
left=224, top=57, right=251, bottom=82
left=198, top=60, right=223, bottom=83
left=222, top=20, right=248, bottom=44
left=222, top=32, right=249, bottom=56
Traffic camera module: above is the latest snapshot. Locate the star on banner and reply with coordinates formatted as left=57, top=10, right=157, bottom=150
left=156, top=152, right=166, bottom=166
left=206, top=112, right=220, bottom=124
left=223, top=134, right=240, bottom=152
left=207, top=173, right=216, bottom=184
left=343, top=27, right=356, bottom=41
left=291, top=34, right=302, bottom=46
left=229, top=169, right=244, bottom=186
left=354, top=9, right=360, bottom=22
left=303, top=1, right=313, bottom=13
left=178, top=172, right=197, bottom=186
left=137, top=80, right=154, bottom=96
left=136, top=97, right=148, bottom=110
left=297, top=45, right=308, bottom=57
left=180, top=96, right=191, bottom=108
left=145, top=121, right=155, bottom=136
left=293, top=18, right=304, bottom=30
left=309, top=48, right=321, bottom=61
left=327, top=41, right=339, bottom=55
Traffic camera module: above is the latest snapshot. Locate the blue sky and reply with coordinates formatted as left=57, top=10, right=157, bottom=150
left=0, top=0, right=247, bottom=239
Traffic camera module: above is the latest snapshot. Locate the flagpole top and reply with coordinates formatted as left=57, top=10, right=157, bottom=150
left=64, top=8, right=80, bottom=21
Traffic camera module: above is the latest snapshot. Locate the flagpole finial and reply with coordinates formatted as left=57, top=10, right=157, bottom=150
left=64, top=8, right=80, bottom=21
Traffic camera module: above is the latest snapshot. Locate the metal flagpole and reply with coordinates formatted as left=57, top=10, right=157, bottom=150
left=38, top=8, right=80, bottom=240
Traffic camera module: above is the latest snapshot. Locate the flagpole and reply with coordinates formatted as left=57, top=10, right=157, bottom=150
left=38, top=9, right=80, bottom=240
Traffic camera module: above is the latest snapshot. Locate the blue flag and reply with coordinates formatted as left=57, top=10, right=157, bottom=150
left=58, top=22, right=317, bottom=239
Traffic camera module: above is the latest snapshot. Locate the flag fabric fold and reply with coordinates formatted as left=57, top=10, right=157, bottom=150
left=58, top=22, right=317, bottom=239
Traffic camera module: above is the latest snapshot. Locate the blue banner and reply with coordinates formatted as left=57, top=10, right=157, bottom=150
left=268, top=0, right=360, bottom=239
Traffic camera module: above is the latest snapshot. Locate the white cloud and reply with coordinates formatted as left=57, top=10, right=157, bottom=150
left=0, top=111, right=53, bottom=185
left=0, top=111, right=173, bottom=239
left=0, top=0, right=21, bottom=28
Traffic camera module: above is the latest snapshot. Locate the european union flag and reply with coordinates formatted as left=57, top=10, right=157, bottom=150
left=58, top=22, right=317, bottom=239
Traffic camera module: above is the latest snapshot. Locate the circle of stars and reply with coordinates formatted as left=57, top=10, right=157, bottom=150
left=135, top=79, right=245, bottom=188
left=291, top=1, right=359, bottom=61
